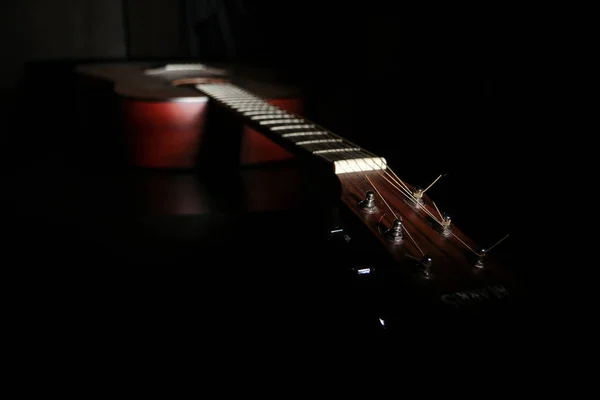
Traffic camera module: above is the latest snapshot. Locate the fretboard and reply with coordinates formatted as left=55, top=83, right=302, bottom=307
left=195, top=83, right=386, bottom=174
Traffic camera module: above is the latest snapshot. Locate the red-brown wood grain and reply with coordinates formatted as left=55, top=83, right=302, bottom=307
left=120, top=98, right=210, bottom=169
left=336, top=170, right=521, bottom=297
left=75, top=62, right=303, bottom=169
left=119, top=96, right=301, bottom=169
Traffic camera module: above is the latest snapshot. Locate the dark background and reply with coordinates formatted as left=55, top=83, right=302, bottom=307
left=0, top=1, right=535, bottom=278
left=0, top=0, right=567, bottom=377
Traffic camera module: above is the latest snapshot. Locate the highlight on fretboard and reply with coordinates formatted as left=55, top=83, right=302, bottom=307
left=195, top=83, right=387, bottom=174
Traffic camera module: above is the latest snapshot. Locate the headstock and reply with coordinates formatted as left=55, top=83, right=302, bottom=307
left=335, top=159, right=520, bottom=318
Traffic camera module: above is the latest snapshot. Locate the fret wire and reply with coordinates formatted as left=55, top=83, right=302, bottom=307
left=223, top=101, right=257, bottom=105
left=286, top=133, right=340, bottom=143
left=249, top=114, right=296, bottom=121
left=236, top=107, right=280, bottom=113
left=213, top=96, right=257, bottom=100
left=280, top=131, right=329, bottom=137
left=214, top=97, right=257, bottom=102
left=230, top=102, right=269, bottom=108
left=271, top=124, right=316, bottom=131
left=258, top=119, right=306, bottom=126
left=243, top=110, right=288, bottom=116
left=219, top=97, right=260, bottom=101
left=237, top=106, right=279, bottom=112
left=313, top=147, right=361, bottom=154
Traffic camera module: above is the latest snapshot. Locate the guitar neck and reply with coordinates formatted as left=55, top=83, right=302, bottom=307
left=196, top=83, right=386, bottom=174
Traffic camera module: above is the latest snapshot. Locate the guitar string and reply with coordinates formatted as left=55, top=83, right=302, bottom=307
left=432, top=201, right=444, bottom=221
left=228, top=98, right=429, bottom=257
left=205, top=84, right=442, bottom=228
left=357, top=158, right=478, bottom=253
left=363, top=174, right=397, bottom=219
left=236, top=98, right=471, bottom=256
left=347, top=153, right=444, bottom=226
left=422, top=174, right=443, bottom=194
left=351, top=160, right=425, bottom=256
left=483, top=234, right=509, bottom=252
left=303, top=129, right=476, bottom=258
left=371, top=159, right=479, bottom=255
left=303, top=135, right=427, bottom=257
left=220, top=87, right=452, bottom=256
left=276, top=99, right=476, bottom=256
left=273, top=125, right=427, bottom=258
left=315, top=134, right=446, bottom=226
left=329, top=131, right=482, bottom=257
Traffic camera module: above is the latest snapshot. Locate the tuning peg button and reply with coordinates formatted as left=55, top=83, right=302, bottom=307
left=418, top=255, right=434, bottom=279
left=358, top=190, right=377, bottom=213
left=385, top=218, right=404, bottom=243
left=413, top=188, right=425, bottom=205
left=475, top=249, right=487, bottom=269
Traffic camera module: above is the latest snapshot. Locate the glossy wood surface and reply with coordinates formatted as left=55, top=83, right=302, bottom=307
left=120, top=97, right=209, bottom=168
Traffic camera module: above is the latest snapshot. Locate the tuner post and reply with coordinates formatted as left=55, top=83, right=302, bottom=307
left=358, top=190, right=377, bottom=213
left=385, top=218, right=404, bottom=243
left=418, top=255, right=434, bottom=279
left=473, top=234, right=509, bottom=269
left=474, top=249, right=487, bottom=269
left=413, top=188, right=425, bottom=206
left=440, top=215, right=452, bottom=237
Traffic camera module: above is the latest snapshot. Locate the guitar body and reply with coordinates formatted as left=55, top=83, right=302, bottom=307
left=75, top=62, right=300, bottom=169
left=64, top=61, right=534, bottom=347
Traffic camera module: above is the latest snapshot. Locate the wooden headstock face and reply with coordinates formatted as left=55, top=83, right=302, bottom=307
left=336, top=166, right=518, bottom=312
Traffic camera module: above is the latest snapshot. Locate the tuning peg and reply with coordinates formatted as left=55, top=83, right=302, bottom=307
left=385, top=218, right=404, bottom=243
left=412, top=173, right=445, bottom=206
left=440, top=214, right=452, bottom=236
left=431, top=201, right=452, bottom=236
left=358, top=190, right=377, bottom=213
left=418, top=255, right=434, bottom=279
left=474, top=249, right=488, bottom=269
left=406, top=253, right=434, bottom=279
left=412, top=187, right=425, bottom=205
left=474, top=234, right=509, bottom=269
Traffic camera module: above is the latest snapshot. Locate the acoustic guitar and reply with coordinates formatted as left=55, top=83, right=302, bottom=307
left=73, top=61, right=531, bottom=340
